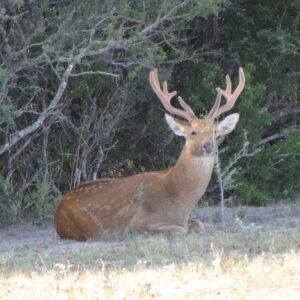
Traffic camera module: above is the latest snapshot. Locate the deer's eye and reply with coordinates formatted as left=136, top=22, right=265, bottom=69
left=191, top=131, right=197, bottom=135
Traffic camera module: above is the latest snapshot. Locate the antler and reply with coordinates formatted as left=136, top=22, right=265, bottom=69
left=208, top=67, right=245, bottom=119
left=149, top=69, right=196, bottom=122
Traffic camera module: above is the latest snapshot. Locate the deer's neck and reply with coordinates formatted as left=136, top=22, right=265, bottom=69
left=167, top=146, right=215, bottom=200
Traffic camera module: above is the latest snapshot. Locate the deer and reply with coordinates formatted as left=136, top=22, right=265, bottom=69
left=55, top=67, right=245, bottom=241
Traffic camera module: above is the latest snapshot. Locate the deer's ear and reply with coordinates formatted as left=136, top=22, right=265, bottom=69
left=165, top=114, right=187, bottom=137
left=216, top=113, right=239, bottom=136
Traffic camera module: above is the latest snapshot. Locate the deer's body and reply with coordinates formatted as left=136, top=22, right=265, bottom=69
left=55, top=141, right=214, bottom=240
left=55, top=68, right=245, bottom=241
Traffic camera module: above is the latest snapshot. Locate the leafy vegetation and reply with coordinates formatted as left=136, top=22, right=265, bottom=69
left=0, top=0, right=299, bottom=223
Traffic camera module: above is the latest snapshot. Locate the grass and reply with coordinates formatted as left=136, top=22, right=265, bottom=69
left=0, top=203, right=300, bottom=299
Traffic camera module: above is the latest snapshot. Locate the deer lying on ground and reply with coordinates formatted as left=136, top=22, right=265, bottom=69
left=55, top=68, right=245, bottom=241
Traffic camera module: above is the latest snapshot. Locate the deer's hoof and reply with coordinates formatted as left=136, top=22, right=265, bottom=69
left=189, top=219, right=204, bottom=232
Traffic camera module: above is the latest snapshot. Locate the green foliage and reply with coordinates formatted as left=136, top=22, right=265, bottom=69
left=0, top=0, right=299, bottom=227
left=0, top=179, right=60, bottom=224
left=235, top=130, right=300, bottom=205
left=217, top=0, right=300, bottom=204
left=23, top=182, right=61, bottom=221
left=0, top=105, right=20, bottom=129
left=173, top=62, right=224, bottom=116
left=0, top=68, right=6, bottom=88
left=0, top=69, right=20, bottom=129
left=0, top=177, right=21, bottom=225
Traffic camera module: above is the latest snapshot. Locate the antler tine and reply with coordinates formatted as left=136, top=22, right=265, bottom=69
left=178, top=96, right=196, bottom=118
left=207, top=88, right=222, bottom=119
left=149, top=69, right=195, bottom=122
left=208, top=67, right=245, bottom=119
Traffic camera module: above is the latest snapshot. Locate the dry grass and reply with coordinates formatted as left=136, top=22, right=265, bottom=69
left=2, top=251, right=300, bottom=300
left=1, top=202, right=300, bottom=299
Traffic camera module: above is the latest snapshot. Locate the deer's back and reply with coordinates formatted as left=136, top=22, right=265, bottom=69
left=54, top=173, right=162, bottom=240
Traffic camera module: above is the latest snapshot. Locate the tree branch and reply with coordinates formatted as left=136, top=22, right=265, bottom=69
left=141, top=0, right=192, bottom=34
left=70, top=71, right=119, bottom=78
left=253, top=131, right=289, bottom=149
left=0, top=61, right=75, bottom=155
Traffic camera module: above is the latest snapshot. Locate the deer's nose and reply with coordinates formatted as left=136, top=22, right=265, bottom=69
left=203, top=142, right=213, bottom=153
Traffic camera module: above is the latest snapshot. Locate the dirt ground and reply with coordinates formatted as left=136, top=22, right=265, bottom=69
left=1, top=201, right=300, bottom=259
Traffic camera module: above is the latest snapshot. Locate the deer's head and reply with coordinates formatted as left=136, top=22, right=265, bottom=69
left=149, top=68, right=245, bottom=157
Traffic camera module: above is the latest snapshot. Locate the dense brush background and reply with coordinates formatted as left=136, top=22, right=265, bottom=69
left=0, top=0, right=299, bottom=224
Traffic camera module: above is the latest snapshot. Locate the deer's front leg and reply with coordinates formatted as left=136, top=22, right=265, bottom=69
left=147, top=223, right=187, bottom=235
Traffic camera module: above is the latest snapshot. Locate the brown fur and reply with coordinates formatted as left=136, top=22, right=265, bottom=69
left=55, top=119, right=216, bottom=241
left=55, top=68, right=244, bottom=241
